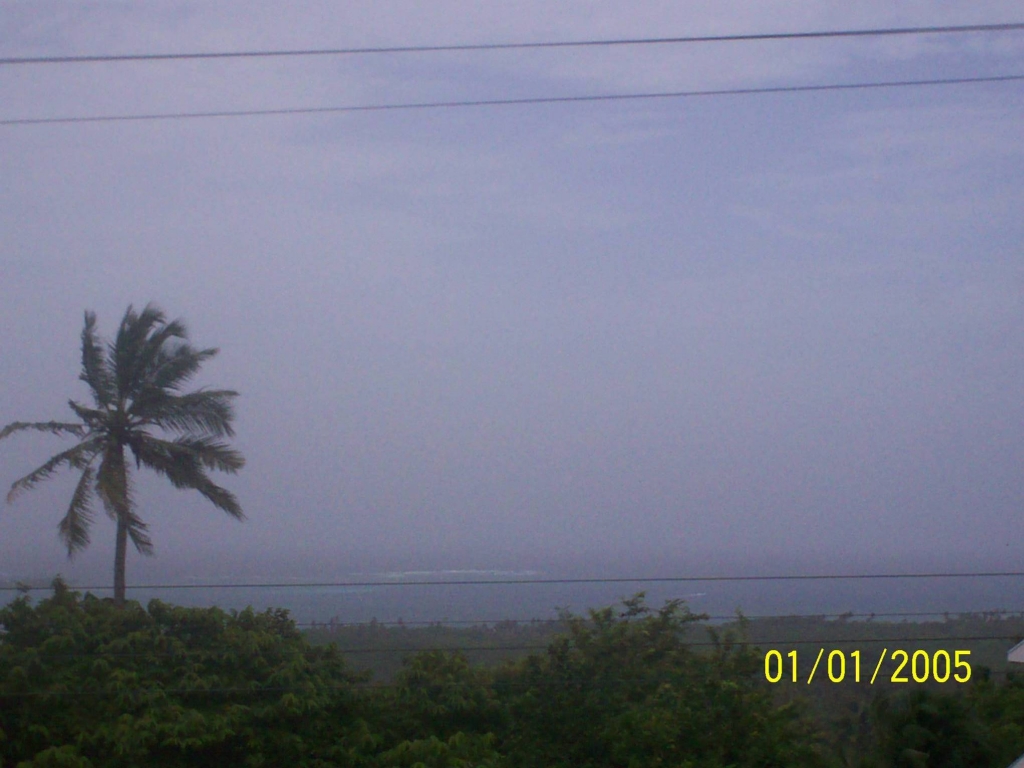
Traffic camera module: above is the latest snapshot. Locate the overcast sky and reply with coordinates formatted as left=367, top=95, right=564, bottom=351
left=1, top=1, right=1023, bottom=588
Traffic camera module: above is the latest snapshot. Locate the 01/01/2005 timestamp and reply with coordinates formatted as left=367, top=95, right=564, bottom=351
left=764, top=648, right=972, bottom=685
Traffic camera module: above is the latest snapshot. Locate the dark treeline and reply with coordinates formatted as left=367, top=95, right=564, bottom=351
left=305, top=610, right=1024, bottom=684
left=2, top=581, right=1023, bottom=767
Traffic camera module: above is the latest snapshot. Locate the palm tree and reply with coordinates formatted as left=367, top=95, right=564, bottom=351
left=0, top=304, right=244, bottom=606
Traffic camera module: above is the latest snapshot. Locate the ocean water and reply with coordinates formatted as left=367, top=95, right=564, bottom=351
left=6, top=568, right=1021, bottom=626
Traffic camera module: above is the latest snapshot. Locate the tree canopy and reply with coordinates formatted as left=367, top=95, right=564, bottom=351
left=3, top=588, right=1023, bottom=767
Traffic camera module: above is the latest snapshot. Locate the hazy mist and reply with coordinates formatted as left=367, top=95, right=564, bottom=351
left=2, top=2, right=1023, bottom=606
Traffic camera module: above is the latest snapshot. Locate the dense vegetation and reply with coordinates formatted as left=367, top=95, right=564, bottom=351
left=2, top=583, right=1023, bottom=767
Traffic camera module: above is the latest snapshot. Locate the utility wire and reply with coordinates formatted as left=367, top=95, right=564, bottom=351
left=296, top=610, right=1024, bottom=627
left=0, top=73, right=1020, bottom=128
left=4, top=568, right=1024, bottom=591
left=2, top=22, right=1022, bottom=65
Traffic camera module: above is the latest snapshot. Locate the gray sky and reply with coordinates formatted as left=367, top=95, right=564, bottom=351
left=1, top=1, right=1023, bottom=587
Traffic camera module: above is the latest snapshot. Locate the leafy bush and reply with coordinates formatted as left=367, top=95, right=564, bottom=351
left=24, top=585, right=1017, bottom=767
left=0, top=580, right=365, bottom=767
left=493, top=594, right=826, bottom=768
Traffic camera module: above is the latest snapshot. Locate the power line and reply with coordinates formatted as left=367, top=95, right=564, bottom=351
left=2, top=22, right=1022, bottom=66
left=296, top=609, right=1024, bottom=627
left=1, top=73, right=1021, bottom=128
left=4, top=569, right=1024, bottom=591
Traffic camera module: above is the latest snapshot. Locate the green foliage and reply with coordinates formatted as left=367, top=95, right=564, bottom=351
left=9, top=587, right=1021, bottom=768
left=372, top=733, right=501, bottom=768
left=856, top=672, right=1024, bottom=768
left=15, top=745, right=95, bottom=768
left=494, top=594, right=826, bottom=768
left=866, top=689, right=995, bottom=767
left=0, top=583, right=364, bottom=768
left=380, top=652, right=507, bottom=743
left=306, top=619, right=562, bottom=682
left=970, top=670, right=1024, bottom=765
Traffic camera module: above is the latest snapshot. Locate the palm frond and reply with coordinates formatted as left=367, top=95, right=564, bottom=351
left=58, top=466, right=96, bottom=555
left=125, top=510, right=153, bottom=556
left=144, top=318, right=188, bottom=355
left=183, top=436, right=245, bottom=473
left=0, top=421, right=87, bottom=441
left=130, top=437, right=209, bottom=487
left=130, top=389, right=239, bottom=438
left=191, top=475, right=244, bottom=520
left=150, top=344, right=219, bottom=392
left=80, top=311, right=115, bottom=407
left=7, top=440, right=100, bottom=503
left=134, top=435, right=244, bottom=473
left=109, top=304, right=221, bottom=402
left=132, top=437, right=244, bottom=520
left=112, top=304, right=167, bottom=400
left=68, top=400, right=109, bottom=430
left=130, top=319, right=190, bottom=393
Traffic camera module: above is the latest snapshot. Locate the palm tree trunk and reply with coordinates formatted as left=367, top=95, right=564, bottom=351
left=114, top=513, right=127, bottom=607
left=105, top=444, right=131, bottom=607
